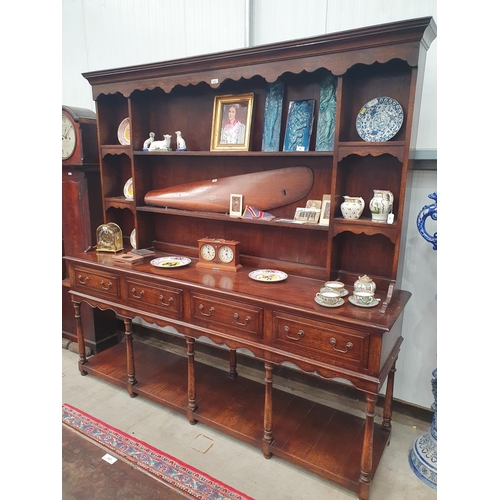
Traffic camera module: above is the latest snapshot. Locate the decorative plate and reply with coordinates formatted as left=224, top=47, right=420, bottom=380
left=123, top=178, right=133, bottom=199
left=150, top=256, right=191, bottom=268
left=130, top=228, right=136, bottom=249
left=118, top=117, right=131, bottom=145
left=249, top=269, right=288, bottom=282
left=355, top=97, right=403, bottom=142
left=314, top=296, right=344, bottom=308
left=348, top=295, right=381, bottom=308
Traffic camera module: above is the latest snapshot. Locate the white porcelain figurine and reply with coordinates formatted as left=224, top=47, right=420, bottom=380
left=149, top=134, right=171, bottom=151
left=175, top=130, right=186, bottom=151
left=143, top=132, right=155, bottom=151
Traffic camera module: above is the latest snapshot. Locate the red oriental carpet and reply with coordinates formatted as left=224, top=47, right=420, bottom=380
left=62, top=403, right=254, bottom=500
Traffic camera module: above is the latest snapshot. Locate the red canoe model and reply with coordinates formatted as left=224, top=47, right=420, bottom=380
left=144, top=166, right=314, bottom=212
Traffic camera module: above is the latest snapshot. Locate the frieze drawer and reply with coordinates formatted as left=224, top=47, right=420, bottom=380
left=191, top=293, right=263, bottom=340
left=272, top=313, right=369, bottom=368
left=126, top=279, right=183, bottom=318
left=72, top=266, right=120, bottom=300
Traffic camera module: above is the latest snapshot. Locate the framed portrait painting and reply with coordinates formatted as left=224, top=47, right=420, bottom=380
left=210, top=93, right=254, bottom=151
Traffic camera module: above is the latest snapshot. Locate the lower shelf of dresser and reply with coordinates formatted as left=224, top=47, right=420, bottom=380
left=80, top=339, right=390, bottom=493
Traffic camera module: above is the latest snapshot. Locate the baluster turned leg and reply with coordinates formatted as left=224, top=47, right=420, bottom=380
left=186, top=337, right=198, bottom=424
left=72, top=300, right=88, bottom=375
left=383, top=360, right=397, bottom=437
left=262, top=362, right=274, bottom=459
left=123, top=318, right=137, bottom=398
left=228, top=349, right=238, bottom=379
left=359, top=393, right=377, bottom=500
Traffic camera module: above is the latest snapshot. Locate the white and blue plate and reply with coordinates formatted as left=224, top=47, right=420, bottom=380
left=356, top=97, right=403, bottom=142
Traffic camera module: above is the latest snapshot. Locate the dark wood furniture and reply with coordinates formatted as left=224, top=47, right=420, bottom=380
left=62, top=105, right=117, bottom=353
left=66, top=17, right=436, bottom=499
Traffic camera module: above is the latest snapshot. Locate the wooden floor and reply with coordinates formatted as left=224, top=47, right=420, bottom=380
left=62, top=425, right=189, bottom=499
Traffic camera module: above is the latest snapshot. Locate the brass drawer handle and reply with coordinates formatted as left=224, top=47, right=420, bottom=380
left=329, top=338, right=353, bottom=353
left=233, top=313, right=251, bottom=327
left=284, top=326, right=304, bottom=341
left=100, top=280, right=113, bottom=291
left=199, top=304, right=215, bottom=317
left=131, top=288, right=144, bottom=299
left=77, top=274, right=89, bottom=285
left=159, top=295, right=173, bottom=306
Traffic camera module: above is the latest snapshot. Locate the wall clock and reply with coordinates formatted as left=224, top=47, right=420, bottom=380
left=196, top=238, right=242, bottom=272
left=62, top=105, right=99, bottom=165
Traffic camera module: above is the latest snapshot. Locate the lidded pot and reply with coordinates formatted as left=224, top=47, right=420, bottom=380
left=354, top=275, right=376, bottom=293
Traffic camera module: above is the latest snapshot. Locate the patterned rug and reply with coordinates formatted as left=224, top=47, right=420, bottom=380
left=62, top=403, right=254, bottom=500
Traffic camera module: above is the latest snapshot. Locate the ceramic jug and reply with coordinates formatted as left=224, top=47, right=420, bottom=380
left=340, top=196, right=365, bottom=219
left=369, top=189, right=393, bottom=223
left=354, top=274, right=376, bottom=293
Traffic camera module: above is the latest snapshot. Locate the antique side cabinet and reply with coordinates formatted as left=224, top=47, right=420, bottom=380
left=65, top=18, right=436, bottom=499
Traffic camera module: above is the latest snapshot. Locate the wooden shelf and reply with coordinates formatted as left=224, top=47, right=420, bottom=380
left=81, top=339, right=390, bottom=493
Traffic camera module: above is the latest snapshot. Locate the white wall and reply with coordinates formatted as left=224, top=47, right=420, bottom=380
left=62, top=0, right=437, bottom=409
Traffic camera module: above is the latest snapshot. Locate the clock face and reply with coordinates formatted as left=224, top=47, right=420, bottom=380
left=218, top=245, right=234, bottom=263
left=200, top=243, right=216, bottom=261
left=62, top=113, right=77, bottom=160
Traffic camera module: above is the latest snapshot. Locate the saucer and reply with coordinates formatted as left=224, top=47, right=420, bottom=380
left=348, top=295, right=380, bottom=308
left=321, top=287, right=348, bottom=297
left=314, top=296, right=344, bottom=308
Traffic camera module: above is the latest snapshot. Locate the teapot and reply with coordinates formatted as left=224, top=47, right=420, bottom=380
left=354, top=274, right=376, bottom=293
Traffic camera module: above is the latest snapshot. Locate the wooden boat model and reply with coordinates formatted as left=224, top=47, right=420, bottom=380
left=144, top=166, right=313, bottom=212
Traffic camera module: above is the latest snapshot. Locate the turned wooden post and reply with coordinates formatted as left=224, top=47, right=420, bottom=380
left=359, top=393, right=377, bottom=500
left=262, top=362, right=274, bottom=459
left=228, top=349, right=238, bottom=379
left=123, top=318, right=137, bottom=398
left=72, top=300, right=88, bottom=375
left=186, top=337, right=198, bottom=424
left=383, top=360, right=397, bottom=433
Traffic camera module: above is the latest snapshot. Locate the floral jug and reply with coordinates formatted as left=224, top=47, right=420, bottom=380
left=340, top=196, right=365, bottom=219
left=354, top=275, right=376, bottom=293
left=369, top=189, right=393, bottom=223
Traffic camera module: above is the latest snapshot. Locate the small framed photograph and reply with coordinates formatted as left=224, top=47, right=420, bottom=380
left=230, top=194, right=243, bottom=217
left=211, top=93, right=254, bottom=151
left=293, top=207, right=321, bottom=224
left=319, top=194, right=331, bottom=226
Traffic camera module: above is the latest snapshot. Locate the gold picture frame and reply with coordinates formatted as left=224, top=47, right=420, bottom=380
left=210, top=93, right=254, bottom=151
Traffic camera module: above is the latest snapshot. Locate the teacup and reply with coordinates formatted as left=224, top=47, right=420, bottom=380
left=352, top=290, right=375, bottom=305
left=322, top=280, right=346, bottom=295
left=316, top=290, right=341, bottom=306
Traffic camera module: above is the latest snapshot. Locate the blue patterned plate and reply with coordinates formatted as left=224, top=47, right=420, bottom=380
left=356, top=97, right=403, bottom=142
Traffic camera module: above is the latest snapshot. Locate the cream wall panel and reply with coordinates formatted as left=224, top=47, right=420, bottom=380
left=62, top=0, right=248, bottom=111
left=397, top=171, right=437, bottom=408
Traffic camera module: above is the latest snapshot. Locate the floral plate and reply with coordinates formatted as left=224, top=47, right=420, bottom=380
left=356, top=97, right=403, bottom=142
left=150, top=256, right=191, bottom=268
left=249, top=269, right=288, bottom=282
left=123, top=178, right=133, bottom=199
left=118, top=117, right=130, bottom=145
left=130, top=228, right=136, bottom=249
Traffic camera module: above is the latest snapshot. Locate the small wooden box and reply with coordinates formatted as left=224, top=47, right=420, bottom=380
left=112, top=252, right=144, bottom=267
